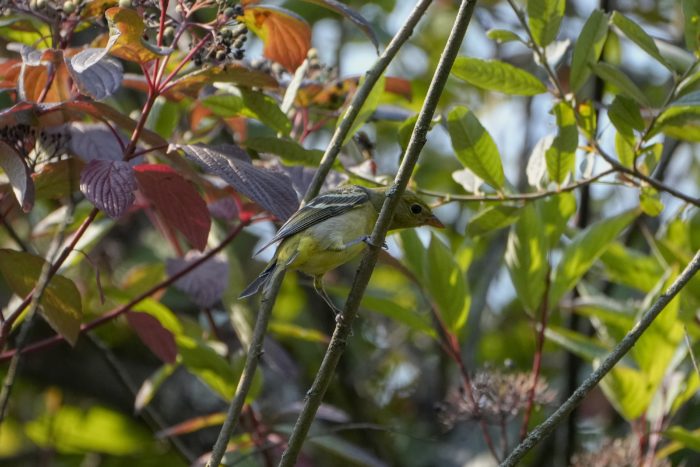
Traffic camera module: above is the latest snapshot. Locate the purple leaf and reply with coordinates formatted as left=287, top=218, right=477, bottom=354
left=67, top=48, right=123, bottom=100
left=68, top=122, right=127, bottom=162
left=173, top=143, right=299, bottom=221
left=126, top=311, right=178, bottom=364
left=80, top=159, right=136, bottom=218
left=0, top=141, right=34, bottom=212
left=166, top=252, right=229, bottom=308
left=208, top=196, right=239, bottom=221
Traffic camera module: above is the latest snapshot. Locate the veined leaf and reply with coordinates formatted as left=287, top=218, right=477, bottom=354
left=549, top=210, right=637, bottom=304
left=527, top=0, right=565, bottom=47
left=570, top=10, right=610, bottom=93
left=447, top=107, right=505, bottom=189
left=649, top=105, right=700, bottom=142
left=245, top=137, right=324, bottom=166
left=0, top=249, right=82, bottom=345
left=0, top=140, right=34, bottom=212
left=79, top=159, right=136, bottom=218
left=599, top=364, right=655, bottom=420
left=451, top=57, right=547, bottom=96
left=105, top=7, right=170, bottom=64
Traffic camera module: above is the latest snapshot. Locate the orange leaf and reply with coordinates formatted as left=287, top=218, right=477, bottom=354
left=105, top=7, right=168, bottom=64
left=19, top=49, right=73, bottom=103
left=241, top=6, right=311, bottom=72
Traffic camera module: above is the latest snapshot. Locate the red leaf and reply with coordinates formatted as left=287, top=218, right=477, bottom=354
left=134, top=164, right=211, bottom=251
left=126, top=311, right=177, bottom=363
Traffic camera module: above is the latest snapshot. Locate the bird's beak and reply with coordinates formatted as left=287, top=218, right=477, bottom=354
left=426, top=215, right=444, bottom=228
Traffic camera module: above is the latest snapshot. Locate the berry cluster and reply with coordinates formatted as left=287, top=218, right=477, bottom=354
left=0, top=0, right=84, bottom=19
left=193, top=18, right=248, bottom=67
left=0, top=125, right=70, bottom=169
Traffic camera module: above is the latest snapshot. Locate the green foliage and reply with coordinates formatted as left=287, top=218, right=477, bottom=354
left=451, top=57, right=547, bottom=95
left=527, top=0, right=565, bottom=47
left=569, top=10, right=609, bottom=92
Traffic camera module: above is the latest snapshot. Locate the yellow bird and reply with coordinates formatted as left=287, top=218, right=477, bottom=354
left=239, top=184, right=443, bottom=311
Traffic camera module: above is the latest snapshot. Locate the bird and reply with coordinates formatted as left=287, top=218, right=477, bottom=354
left=239, top=184, right=443, bottom=312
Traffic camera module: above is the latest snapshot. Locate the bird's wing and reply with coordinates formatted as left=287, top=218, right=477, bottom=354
left=255, top=186, right=370, bottom=255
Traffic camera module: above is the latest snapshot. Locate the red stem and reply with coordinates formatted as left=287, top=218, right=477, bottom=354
left=519, top=266, right=552, bottom=440
left=158, top=33, right=211, bottom=93
left=0, top=220, right=250, bottom=362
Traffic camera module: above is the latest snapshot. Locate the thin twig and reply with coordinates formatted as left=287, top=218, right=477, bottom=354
left=0, top=201, right=74, bottom=423
left=501, top=249, right=700, bottom=466
left=302, top=0, right=436, bottom=203
left=278, top=2, right=479, bottom=465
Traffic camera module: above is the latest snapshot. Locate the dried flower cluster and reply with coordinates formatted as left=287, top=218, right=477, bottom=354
left=438, top=369, right=556, bottom=427
left=570, top=435, right=671, bottom=467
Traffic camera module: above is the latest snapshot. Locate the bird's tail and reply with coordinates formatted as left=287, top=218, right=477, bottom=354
left=239, top=261, right=277, bottom=299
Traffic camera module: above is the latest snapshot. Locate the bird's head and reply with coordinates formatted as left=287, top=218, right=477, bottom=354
left=389, top=190, right=444, bottom=230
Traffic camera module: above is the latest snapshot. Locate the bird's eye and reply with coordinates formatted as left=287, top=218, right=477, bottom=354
left=410, top=203, right=423, bottom=214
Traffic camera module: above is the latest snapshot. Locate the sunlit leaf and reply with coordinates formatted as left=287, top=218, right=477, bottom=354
left=18, top=48, right=73, bottom=103
left=105, top=7, right=169, bottom=64
left=245, top=137, right=323, bottom=166
left=452, top=57, right=547, bottom=95
left=177, top=336, right=238, bottom=399
left=425, top=234, right=470, bottom=334
left=134, top=164, right=212, bottom=251
left=527, top=0, right=565, bottom=47
left=545, top=101, right=578, bottom=184
left=134, top=364, right=176, bottom=413
left=600, top=242, right=663, bottom=293
left=0, top=249, right=82, bottom=345
left=506, top=204, right=548, bottom=314
left=202, top=88, right=290, bottom=134
left=165, top=65, right=278, bottom=98
left=33, top=158, right=83, bottom=200
left=241, top=6, right=311, bottom=71
left=269, top=321, right=330, bottom=343
left=549, top=210, right=638, bottom=303
left=570, top=10, right=609, bottom=93
left=66, top=48, right=123, bottom=100
left=599, top=364, right=655, bottom=420
left=650, top=105, right=700, bottom=142
left=468, top=205, right=521, bottom=237
left=639, top=186, right=664, bottom=216
left=664, top=426, right=700, bottom=452
left=486, top=28, right=523, bottom=43
left=447, top=106, right=505, bottom=190
left=145, top=96, right=180, bottom=138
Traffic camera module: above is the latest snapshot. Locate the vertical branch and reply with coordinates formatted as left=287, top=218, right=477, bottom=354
left=278, top=2, right=479, bottom=465
left=502, top=250, right=700, bottom=466
left=302, top=0, right=435, bottom=202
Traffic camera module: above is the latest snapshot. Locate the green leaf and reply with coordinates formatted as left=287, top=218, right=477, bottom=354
left=599, top=365, right=655, bottom=420
left=425, top=234, right=470, bottom=334
left=451, top=57, right=547, bottom=96
left=245, top=137, right=324, bottom=166
left=447, top=106, right=505, bottom=189
left=145, top=96, right=180, bottom=139
left=177, top=336, right=239, bottom=400
left=467, top=205, right=521, bottom=237
left=545, top=101, right=578, bottom=184
left=549, top=210, right=637, bottom=304
left=269, top=321, right=330, bottom=343
left=614, top=130, right=636, bottom=168
left=539, top=192, right=577, bottom=249
left=527, top=0, right=565, bottom=47
left=632, top=272, right=684, bottom=389
left=611, top=12, right=673, bottom=70
left=397, top=114, right=418, bottom=151
left=608, top=95, right=645, bottom=134
left=486, top=28, right=523, bottom=43
left=202, top=89, right=291, bottom=134
left=665, top=426, right=700, bottom=452
left=570, top=10, right=610, bottom=93
left=26, top=405, right=151, bottom=454
left=0, top=249, right=82, bottom=345
left=545, top=325, right=609, bottom=361
left=639, top=186, right=664, bottom=217
left=398, top=229, right=426, bottom=280
left=134, top=364, right=176, bottom=413
left=359, top=292, right=436, bottom=338
left=571, top=296, right=635, bottom=336
left=505, top=204, right=548, bottom=314
left=682, top=0, right=700, bottom=54
left=600, top=243, right=663, bottom=293
left=590, top=62, right=651, bottom=107
left=342, top=74, right=385, bottom=146
left=650, top=105, right=700, bottom=142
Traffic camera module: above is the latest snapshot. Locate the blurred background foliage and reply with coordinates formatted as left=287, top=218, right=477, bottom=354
left=0, top=0, right=699, bottom=466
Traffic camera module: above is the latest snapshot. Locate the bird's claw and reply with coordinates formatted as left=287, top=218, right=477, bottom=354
left=361, top=236, right=388, bottom=250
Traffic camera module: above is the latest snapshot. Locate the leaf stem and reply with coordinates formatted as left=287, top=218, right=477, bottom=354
left=501, top=249, right=700, bottom=466
left=278, top=1, right=478, bottom=465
